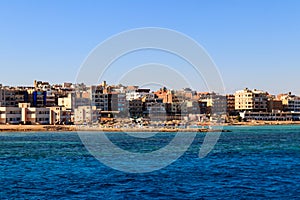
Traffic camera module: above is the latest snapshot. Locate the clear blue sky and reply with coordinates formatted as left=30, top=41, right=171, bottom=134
left=0, top=0, right=299, bottom=94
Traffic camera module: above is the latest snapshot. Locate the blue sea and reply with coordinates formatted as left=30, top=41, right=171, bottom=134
left=1, top=126, right=300, bottom=199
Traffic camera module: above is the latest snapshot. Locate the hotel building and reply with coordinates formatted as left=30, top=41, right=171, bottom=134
left=235, top=88, right=268, bottom=112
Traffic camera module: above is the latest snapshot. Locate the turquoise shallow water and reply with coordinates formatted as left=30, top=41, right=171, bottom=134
left=1, top=126, right=300, bottom=199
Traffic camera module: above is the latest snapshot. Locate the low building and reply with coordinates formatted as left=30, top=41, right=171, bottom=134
left=19, top=103, right=50, bottom=124
left=74, top=106, right=101, bottom=125
left=239, top=111, right=300, bottom=121
left=49, top=107, right=72, bottom=125
left=0, top=107, right=21, bottom=124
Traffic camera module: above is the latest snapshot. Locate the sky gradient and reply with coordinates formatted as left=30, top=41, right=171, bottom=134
left=0, top=0, right=299, bottom=94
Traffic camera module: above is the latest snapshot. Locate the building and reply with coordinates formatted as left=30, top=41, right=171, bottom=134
left=126, top=89, right=151, bottom=101
left=239, top=111, right=300, bottom=121
left=198, top=92, right=227, bottom=115
left=226, top=94, right=236, bottom=115
left=0, top=87, right=28, bottom=107
left=267, top=97, right=283, bottom=112
left=58, top=93, right=74, bottom=111
left=198, top=100, right=208, bottom=114
left=19, top=103, right=50, bottom=124
left=0, top=107, right=21, bottom=124
left=74, top=106, right=101, bottom=125
left=279, top=93, right=300, bottom=112
left=128, top=99, right=143, bottom=118
left=27, top=90, right=47, bottom=107
left=143, top=97, right=166, bottom=121
left=49, top=107, right=72, bottom=125
left=45, top=91, right=57, bottom=107
left=154, top=88, right=178, bottom=103
left=165, top=103, right=182, bottom=120
left=89, top=85, right=119, bottom=111
left=117, top=93, right=128, bottom=117
left=235, top=88, right=268, bottom=112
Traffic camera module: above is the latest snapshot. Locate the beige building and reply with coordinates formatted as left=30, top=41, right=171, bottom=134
left=0, top=107, right=21, bottom=124
left=19, top=103, right=50, bottom=125
left=235, top=88, right=268, bottom=112
left=278, top=93, right=300, bottom=112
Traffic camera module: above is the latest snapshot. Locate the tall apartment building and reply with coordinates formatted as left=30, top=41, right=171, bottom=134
left=89, top=86, right=118, bottom=111
left=117, top=93, right=128, bottom=117
left=0, top=87, right=28, bottom=107
left=235, top=88, right=268, bottom=112
left=226, top=94, right=236, bottom=115
left=27, top=90, right=47, bottom=107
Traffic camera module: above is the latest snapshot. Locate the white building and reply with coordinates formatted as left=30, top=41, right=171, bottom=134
left=74, top=106, right=100, bottom=125
left=58, top=93, right=74, bottom=111
left=125, top=89, right=154, bottom=101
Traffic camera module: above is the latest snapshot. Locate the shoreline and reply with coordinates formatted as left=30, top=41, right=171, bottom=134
left=0, top=121, right=300, bottom=132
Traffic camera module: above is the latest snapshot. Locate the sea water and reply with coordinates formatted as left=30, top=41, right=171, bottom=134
left=0, top=126, right=300, bottom=199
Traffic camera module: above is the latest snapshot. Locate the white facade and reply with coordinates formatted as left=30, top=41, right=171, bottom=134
left=74, top=106, right=100, bottom=124
left=58, top=93, right=74, bottom=111
left=126, top=91, right=155, bottom=101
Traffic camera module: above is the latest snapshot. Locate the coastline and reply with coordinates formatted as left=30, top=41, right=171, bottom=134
left=1, top=121, right=300, bottom=132
left=0, top=125, right=226, bottom=133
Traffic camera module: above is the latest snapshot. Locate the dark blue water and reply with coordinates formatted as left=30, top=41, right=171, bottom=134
left=1, top=126, right=300, bottom=199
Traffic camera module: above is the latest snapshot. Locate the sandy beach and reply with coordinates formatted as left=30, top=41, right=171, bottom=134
left=0, top=121, right=300, bottom=132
